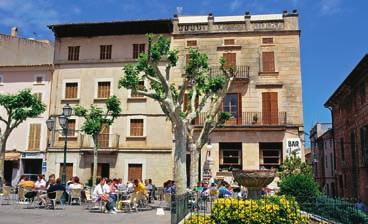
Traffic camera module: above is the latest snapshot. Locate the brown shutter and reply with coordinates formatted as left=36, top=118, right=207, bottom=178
left=224, top=39, right=235, bottom=45
left=270, top=92, right=278, bottom=124
left=262, top=92, right=271, bottom=124
left=223, top=53, right=236, bottom=68
left=28, top=124, right=41, bottom=151
left=97, top=82, right=110, bottom=98
left=139, top=44, right=145, bottom=54
left=262, top=92, right=278, bottom=124
left=262, top=52, right=275, bottom=72
left=67, top=119, right=76, bottom=136
left=130, top=119, right=144, bottom=136
left=262, top=38, right=273, bottom=44
left=187, top=40, right=197, bottom=47
left=65, top=83, right=78, bottom=99
left=237, top=93, right=242, bottom=125
left=128, top=164, right=142, bottom=181
left=98, top=123, right=110, bottom=148
left=133, top=44, right=139, bottom=59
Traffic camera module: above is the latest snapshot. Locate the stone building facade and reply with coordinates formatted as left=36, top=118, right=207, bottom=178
left=171, top=11, right=304, bottom=185
left=325, top=54, right=368, bottom=203
left=47, top=20, right=174, bottom=185
left=0, top=28, right=53, bottom=185
left=45, top=11, right=304, bottom=187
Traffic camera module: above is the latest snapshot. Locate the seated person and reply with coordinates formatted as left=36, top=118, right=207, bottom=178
left=40, top=178, right=65, bottom=207
left=218, top=182, right=233, bottom=198
left=93, top=178, right=116, bottom=214
left=34, top=175, right=46, bottom=190
left=68, top=176, right=83, bottom=190
left=134, top=179, right=147, bottom=194
left=18, top=176, right=37, bottom=200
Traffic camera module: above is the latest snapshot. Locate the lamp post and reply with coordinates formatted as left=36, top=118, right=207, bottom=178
left=46, top=104, right=72, bottom=185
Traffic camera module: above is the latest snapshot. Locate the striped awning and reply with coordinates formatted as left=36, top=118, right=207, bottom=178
left=5, top=152, right=20, bottom=161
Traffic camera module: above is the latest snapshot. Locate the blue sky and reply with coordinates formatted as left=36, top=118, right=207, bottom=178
left=0, top=0, right=367, bottom=141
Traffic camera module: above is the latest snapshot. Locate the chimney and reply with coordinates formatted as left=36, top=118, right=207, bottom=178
left=11, top=27, right=18, bottom=37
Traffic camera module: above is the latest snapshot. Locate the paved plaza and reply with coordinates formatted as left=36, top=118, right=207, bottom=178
left=0, top=204, right=170, bottom=224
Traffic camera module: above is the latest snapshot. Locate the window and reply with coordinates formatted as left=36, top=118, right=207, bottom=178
left=97, top=81, right=111, bottom=98
left=65, top=82, right=78, bottom=99
left=0, top=75, right=3, bottom=84
left=66, top=119, right=76, bottom=136
left=224, top=39, right=235, bottom=45
left=133, top=44, right=145, bottom=59
left=361, top=126, right=368, bottom=166
left=187, top=40, right=197, bottom=47
left=262, top=38, right=273, bottom=44
left=130, top=119, right=144, bottom=136
left=68, top=46, right=80, bottom=61
left=360, top=83, right=366, bottom=105
left=131, top=81, right=145, bottom=98
left=91, top=163, right=110, bottom=179
left=223, top=93, right=241, bottom=124
left=259, top=142, right=282, bottom=169
left=33, top=92, right=42, bottom=102
left=262, top=92, right=278, bottom=124
left=28, top=123, right=41, bottom=151
left=223, top=53, right=236, bottom=68
left=219, top=143, right=242, bottom=171
left=34, top=75, right=44, bottom=84
left=340, top=138, right=345, bottom=161
left=100, top=45, right=112, bottom=60
left=262, top=51, right=275, bottom=72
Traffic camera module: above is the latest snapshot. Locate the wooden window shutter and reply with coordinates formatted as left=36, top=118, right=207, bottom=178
left=65, top=83, right=78, bottom=99
left=262, top=92, right=271, bottom=124
left=223, top=53, right=236, bottom=68
left=139, top=44, right=145, bottom=54
left=98, top=123, right=110, bottom=148
left=130, top=119, right=144, bottom=136
left=187, top=40, right=197, bottom=47
left=224, top=39, right=235, bottom=45
left=97, top=82, right=111, bottom=98
left=262, top=51, right=275, bottom=72
left=262, top=92, right=278, bottom=124
left=270, top=92, right=278, bottom=124
left=262, top=38, right=273, bottom=44
left=67, top=119, right=76, bottom=136
left=133, top=44, right=139, bottom=59
left=237, top=93, right=242, bottom=124
left=28, top=124, right=41, bottom=151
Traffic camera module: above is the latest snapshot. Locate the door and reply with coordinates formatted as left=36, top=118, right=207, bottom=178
left=128, top=164, right=142, bottom=181
left=262, top=92, right=278, bottom=124
left=91, top=163, right=110, bottom=179
left=60, top=163, right=73, bottom=181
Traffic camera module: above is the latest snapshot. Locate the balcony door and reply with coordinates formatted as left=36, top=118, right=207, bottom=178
left=98, top=123, right=110, bottom=148
left=223, top=53, right=236, bottom=68
left=223, top=93, right=242, bottom=125
left=262, top=92, right=278, bottom=124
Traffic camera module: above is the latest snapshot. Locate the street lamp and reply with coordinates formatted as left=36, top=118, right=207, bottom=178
left=46, top=104, right=72, bottom=185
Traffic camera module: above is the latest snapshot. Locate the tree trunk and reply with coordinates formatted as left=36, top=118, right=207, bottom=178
left=0, top=135, right=8, bottom=181
left=174, top=123, right=188, bottom=195
left=189, top=143, right=199, bottom=188
left=92, top=135, right=98, bottom=189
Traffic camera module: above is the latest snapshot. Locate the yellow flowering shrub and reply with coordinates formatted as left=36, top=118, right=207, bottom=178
left=185, top=195, right=309, bottom=224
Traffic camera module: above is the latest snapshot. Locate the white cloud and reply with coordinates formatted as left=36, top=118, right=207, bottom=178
left=229, top=0, right=242, bottom=12
left=0, top=0, right=59, bottom=37
left=320, top=0, right=342, bottom=15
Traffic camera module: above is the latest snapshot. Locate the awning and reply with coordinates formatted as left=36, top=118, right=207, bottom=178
left=5, top=152, right=20, bottom=161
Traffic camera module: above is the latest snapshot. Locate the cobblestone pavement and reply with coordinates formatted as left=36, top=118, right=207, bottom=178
left=0, top=203, right=170, bottom=224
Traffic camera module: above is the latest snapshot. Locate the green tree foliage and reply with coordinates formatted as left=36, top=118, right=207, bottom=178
left=0, top=89, right=46, bottom=179
left=278, top=151, right=312, bottom=180
left=119, top=34, right=235, bottom=192
left=74, top=96, right=121, bottom=187
left=279, top=174, right=321, bottom=204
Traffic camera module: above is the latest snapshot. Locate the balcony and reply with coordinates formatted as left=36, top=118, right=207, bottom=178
left=48, top=130, right=119, bottom=151
left=209, top=65, right=250, bottom=81
left=196, top=111, right=288, bottom=126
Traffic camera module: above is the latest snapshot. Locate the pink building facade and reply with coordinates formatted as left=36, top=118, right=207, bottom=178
left=0, top=31, right=53, bottom=186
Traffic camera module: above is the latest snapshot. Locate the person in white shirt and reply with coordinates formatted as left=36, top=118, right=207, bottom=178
left=34, top=175, right=46, bottom=190
left=69, top=176, right=83, bottom=190
left=93, top=178, right=115, bottom=214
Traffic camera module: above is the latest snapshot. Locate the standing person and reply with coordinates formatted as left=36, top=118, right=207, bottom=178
left=93, top=178, right=116, bottom=214
left=146, top=179, right=156, bottom=202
